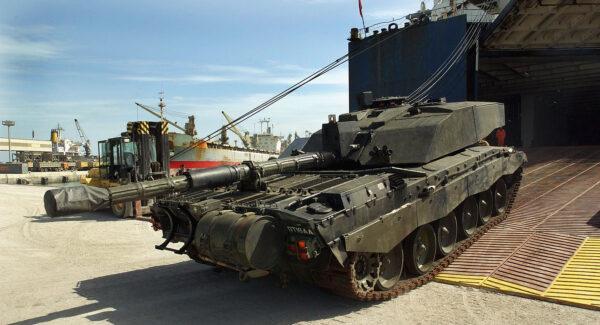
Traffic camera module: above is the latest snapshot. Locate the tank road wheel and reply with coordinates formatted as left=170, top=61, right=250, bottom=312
left=493, top=179, right=508, bottom=215
left=405, top=224, right=436, bottom=275
left=477, top=190, right=494, bottom=225
left=111, top=202, right=132, bottom=219
left=376, top=244, right=404, bottom=291
left=351, top=253, right=380, bottom=292
left=436, top=212, right=457, bottom=256
left=458, top=197, right=478, bottom=238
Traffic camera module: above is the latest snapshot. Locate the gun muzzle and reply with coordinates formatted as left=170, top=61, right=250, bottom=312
left=44, top=185, right=110, bottom=217
left=44, top=176, right=189, bottom=217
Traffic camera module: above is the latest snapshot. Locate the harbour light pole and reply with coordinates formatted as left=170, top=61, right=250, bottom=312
left=2, top=120, right=15, bottom=162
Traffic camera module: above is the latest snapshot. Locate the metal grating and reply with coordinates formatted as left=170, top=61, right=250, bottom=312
left=489, top=232, right=584, bottom=292
left=442, top=228, right=531, bottom=276
left=437, top=146, right=600, bottom=310
left=507, top=162, right=600, bottom=230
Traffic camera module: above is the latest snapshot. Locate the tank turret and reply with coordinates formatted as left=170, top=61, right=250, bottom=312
left=309, top=99, right=504, bottom=165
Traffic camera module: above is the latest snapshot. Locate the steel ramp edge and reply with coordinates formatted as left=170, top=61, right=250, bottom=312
left=436, top=237, right=600, bottom=311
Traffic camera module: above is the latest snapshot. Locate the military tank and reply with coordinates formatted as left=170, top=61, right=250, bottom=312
left=44, top=98, right=526, bottom=300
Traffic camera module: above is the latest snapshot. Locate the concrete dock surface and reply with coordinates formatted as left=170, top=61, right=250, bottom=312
left=0, top=171, right=87, bottom=185
left=1, top=184, right=598, bottom=325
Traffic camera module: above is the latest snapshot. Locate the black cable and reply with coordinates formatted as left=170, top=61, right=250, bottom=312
left=174, top=1, right=497, bottom=159
left=407, top=0, right=495, bottom=100
left=407, top=0, right=495, bottom=104
left=172, top=27, right=410, bottom=159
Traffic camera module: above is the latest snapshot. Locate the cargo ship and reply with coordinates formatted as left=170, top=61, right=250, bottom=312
left=137, top=97, right=294, bottom=172
left=168, top=132, right=277, bottom=170
left=136, top=96, right=291, bottom=173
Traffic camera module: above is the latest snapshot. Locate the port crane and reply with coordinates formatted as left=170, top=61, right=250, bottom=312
left=221, top=111, right=251, bottom=149
left=135, top=102, right=188, bottom=134
left=73, top=119, right=92, bottom=157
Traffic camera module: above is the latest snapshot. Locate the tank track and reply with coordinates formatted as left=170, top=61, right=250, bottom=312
left=314, top=172, right=523, bottom=301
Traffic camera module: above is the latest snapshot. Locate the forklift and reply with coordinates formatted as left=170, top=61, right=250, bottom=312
left=84, top=121, right=170, bottom=218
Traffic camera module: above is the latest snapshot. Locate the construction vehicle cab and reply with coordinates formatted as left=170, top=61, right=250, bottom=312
left=87, top=121, right=170, bottom=218
left=98, top=136, right=138, bottom=183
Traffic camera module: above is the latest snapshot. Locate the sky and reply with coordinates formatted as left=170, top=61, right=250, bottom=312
left=0, top=0, right=432, bottom=158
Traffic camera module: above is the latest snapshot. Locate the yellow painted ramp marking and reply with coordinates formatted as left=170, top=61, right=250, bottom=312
left=481, top=277, right=544, bottom=296
left=435, top=273, right=486, bottom=287
left=436, top=237, right=600, bottom=310
left=544, top=238, right=600, bottom=308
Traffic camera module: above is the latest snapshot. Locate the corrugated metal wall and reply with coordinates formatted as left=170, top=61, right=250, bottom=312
left=348, top=15, right=468, bottom=112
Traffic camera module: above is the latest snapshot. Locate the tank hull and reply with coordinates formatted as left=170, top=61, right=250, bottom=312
left=44, top=100, right=528, bottom=300
left=153, top=145, right=526, bottom=299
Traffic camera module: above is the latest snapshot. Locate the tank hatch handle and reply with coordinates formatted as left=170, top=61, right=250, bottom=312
left=307, top=202, right=333, bottom=214
left=328, top=238, right=348, bottom=266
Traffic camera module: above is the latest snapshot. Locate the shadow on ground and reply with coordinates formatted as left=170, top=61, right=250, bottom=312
left=12, top=261, right=372, bottom=325
left=587, top=211, right=600, bottom=230
left=26, top=210, right=127, bottom=223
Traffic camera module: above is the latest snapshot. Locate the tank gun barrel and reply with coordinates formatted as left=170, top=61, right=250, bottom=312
left=43, top=152, right=336, bottom=217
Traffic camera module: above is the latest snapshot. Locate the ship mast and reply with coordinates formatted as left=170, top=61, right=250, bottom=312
left=158, top=91, right=166, bottom=124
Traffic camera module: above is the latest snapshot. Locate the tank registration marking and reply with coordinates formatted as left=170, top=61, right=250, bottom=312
left=287, top=226, right=314, bottom=235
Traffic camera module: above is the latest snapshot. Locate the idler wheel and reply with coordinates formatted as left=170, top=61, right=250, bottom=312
left=375, top=244, right=404, bottom=291
left=436, top=212, right=457, bottom=256
left=351, top=253, right=380, bottom=292
left=405, top=224, right=436, bottom=275
left=493, top=179, right=508, bottom=215
left=458, top=197, right=478, bottom=238
left=111, top=202, right=132, bottom=219
left=477, top=190, right=494, bottom=225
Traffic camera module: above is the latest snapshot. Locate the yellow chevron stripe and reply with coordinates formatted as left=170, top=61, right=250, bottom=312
left=137, top=122, right=149, bottom=134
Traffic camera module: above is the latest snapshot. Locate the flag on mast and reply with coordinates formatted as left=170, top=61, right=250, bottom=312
left=358, top=0, right=366, bottom=30
left=358, top=0, right=363, bottom=17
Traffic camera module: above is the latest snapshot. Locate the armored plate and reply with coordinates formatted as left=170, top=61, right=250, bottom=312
left=313, top=101, right=504, bottom=166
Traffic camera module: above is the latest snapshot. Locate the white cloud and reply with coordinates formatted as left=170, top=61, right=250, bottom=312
left=289, top=0, right=346, bottom=3
left=368, top=7, right=412, bottom=20
left=152, top=90, right=349, bottom=138
left=366, top=1, right=434, bottom=20
left=0, top=25, right=62, bottom=82
left=0, top=88, right=350, bottom=151
left=0, top=26, right=61, bottom=60
left=117, top=64, right=348, bottom=86
left=0, top=34, right=60, bottom=59
left=118, top=75, right=236, bottom=83
left=205, top=64, right=267, bottom=75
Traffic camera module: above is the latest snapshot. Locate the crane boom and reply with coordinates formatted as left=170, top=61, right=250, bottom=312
left=221, top=111, right=251, bottom=148
left=135, top=102, right=187, bottom=133
left=74, top=119, right=92, bottom=157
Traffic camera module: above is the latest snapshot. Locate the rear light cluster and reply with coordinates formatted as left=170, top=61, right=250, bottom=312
left=287, top=239, right=315, bottom=262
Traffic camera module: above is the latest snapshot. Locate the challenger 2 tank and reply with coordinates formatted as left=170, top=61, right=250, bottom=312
left=43, top=98, right=526, bottom=300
